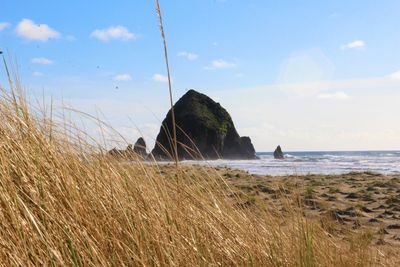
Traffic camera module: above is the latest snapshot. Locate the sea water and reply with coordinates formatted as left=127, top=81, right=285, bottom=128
left=181, top=151, right=400, bottom=176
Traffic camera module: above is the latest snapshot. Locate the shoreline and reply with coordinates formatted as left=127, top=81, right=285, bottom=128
left=175, top=160, right=400, bottom=176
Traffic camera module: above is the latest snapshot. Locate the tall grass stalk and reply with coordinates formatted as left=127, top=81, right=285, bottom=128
left=155, top=0, right=179, bottom=167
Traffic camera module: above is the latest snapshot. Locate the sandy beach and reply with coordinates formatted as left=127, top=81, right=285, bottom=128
left=160, top=164, right=400, bottom=262
left=224, top=169, right=400, bottom=243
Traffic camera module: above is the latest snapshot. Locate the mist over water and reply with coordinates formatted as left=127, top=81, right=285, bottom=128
left=182, top=151, right=400, bottom=176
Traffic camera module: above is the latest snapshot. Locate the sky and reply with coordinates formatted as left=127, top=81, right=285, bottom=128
left=1, top=0, right=400, bottom=151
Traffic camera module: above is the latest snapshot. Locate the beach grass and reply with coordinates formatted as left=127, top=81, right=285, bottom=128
left=0, top=59, right=398, bottom=266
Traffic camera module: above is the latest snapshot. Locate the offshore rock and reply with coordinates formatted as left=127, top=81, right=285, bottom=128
left=273, top=145, right=284, bottom=159
left=151, top=89, right=257, bottom=160
left=133, top=137, right=147, bottom=158
left=108, top=138, right=148, bottom=159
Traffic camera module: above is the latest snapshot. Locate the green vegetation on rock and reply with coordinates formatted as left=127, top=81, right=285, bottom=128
left=152, top=89, right=257, bottom=160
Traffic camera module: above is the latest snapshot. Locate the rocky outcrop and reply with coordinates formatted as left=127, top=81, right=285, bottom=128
left=108, top=145, right=134, bottom=159
left=239, top=137, right=256, bottom=157
left=108, top=148, right=126, bottom=158
left=108, top=138, right=148, bottom=159
left=273, top=145, right=284, bottom=159
left=133, top=137, right=147, bottom=158
left=151, top=89, right=257, bottom=160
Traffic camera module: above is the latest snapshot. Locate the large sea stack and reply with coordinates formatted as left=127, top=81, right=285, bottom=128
left=151, top=89, right=257, bottom=160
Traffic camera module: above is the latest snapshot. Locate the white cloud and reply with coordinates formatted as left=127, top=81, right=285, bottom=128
left=90, top=26, right=137, bottom=42
left=341, top=40, right=365, bottom=50
left=32, top=71, right=44, bottom=77
left=15, top=19, right=60, bottom=41
left=177, top=51, right=199, bottom=60
left=114, top=74, right=132, bottom=81
left=0, top=22, right=10, bottom=31
left=389, top=70, right=400, bottom=80
left=317, top=92, right=349, bottom=100
left=152, top=74, right=169, bottom=82
left=205, top=59, right=237, bottom=70
left=31, top=57, right=54, bottom=65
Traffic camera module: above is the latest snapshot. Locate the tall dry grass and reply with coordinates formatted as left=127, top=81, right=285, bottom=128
left=155, top=0, right=178, bottom=166
left=0, top=58, right=396, bottom=266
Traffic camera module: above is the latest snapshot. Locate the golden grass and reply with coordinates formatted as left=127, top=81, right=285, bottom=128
left=155, top=0, right=178, bottom=165
left=0, top=60, right=397, bottom=266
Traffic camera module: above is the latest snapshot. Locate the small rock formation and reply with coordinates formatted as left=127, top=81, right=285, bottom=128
left=108, top=148, right=125, bottom=158
left=273, top=145, right=284, bottom=159
left=133, top=137, right=147, bottom=158
left=239, top=136, right=256, bottom=158
left=151, top=89, right=257, bottom=160
left=108, top=138, right=148, bottom=159
left=108, top=145, right=134, bottom=159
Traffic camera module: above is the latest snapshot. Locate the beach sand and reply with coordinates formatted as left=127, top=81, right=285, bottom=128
left=160, top=164, right=400, bottom=261
left=224, top=169, right=400, bottom=242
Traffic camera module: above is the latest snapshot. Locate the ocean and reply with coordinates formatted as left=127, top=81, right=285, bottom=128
left=182, top=151, right=400, bottom=176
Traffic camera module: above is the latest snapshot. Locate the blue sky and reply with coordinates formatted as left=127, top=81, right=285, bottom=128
left=1, top=0, right=400, bottom=151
